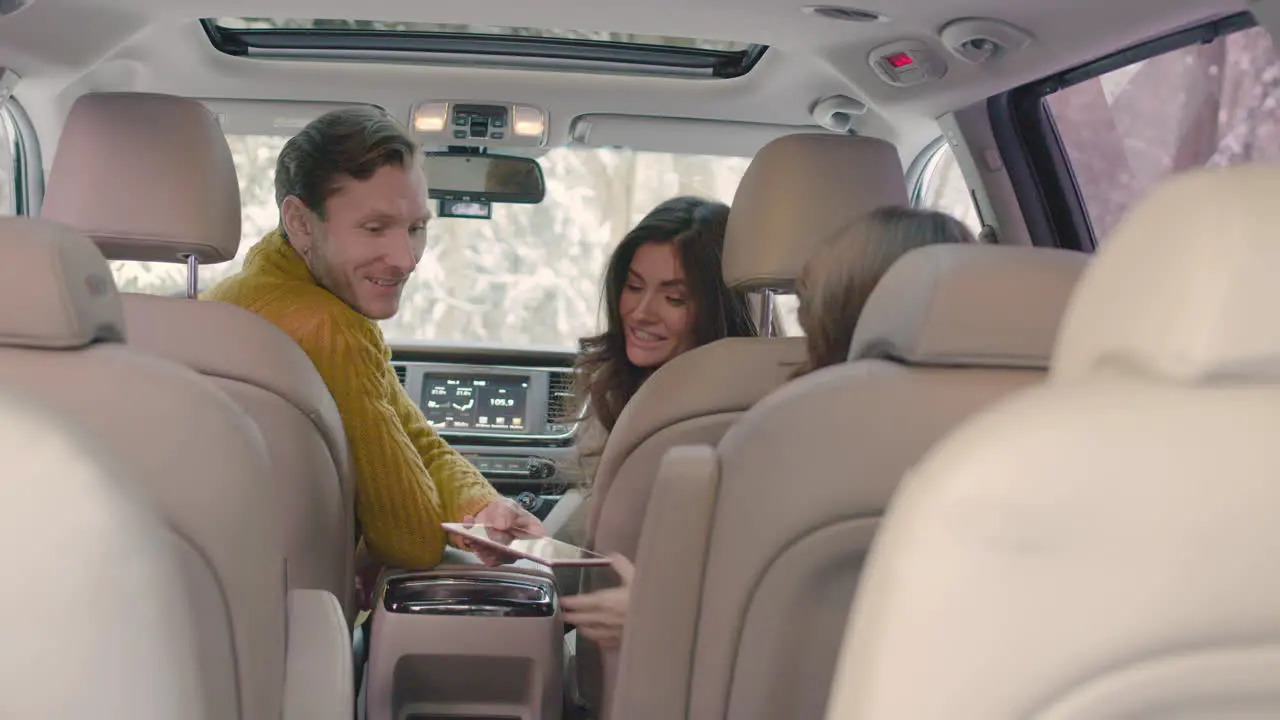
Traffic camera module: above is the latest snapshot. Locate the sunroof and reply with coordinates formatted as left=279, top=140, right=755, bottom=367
left=202, top=18, right=767, bottom=79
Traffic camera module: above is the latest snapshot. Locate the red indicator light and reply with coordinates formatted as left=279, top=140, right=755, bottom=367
left=884, top=52, right=914, bottom=68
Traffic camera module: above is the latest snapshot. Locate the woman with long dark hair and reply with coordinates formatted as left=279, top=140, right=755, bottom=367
left=557, top=195, right=761, bottom=648
left=573, top=195, right=759, bottom=436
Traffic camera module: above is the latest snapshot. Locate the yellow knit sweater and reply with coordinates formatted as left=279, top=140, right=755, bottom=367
left=202, top=230, right=501, bottom=569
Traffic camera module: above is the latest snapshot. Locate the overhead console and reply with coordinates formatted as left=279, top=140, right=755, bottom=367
left=868, top=39, right=949, bottom=87
left=860, top=17, right=1035, bottom=88
left=411, top=99, right=550, bottom=148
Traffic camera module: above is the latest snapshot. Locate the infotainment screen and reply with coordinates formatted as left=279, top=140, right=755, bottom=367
left=422, top=373, right=530, bottom=433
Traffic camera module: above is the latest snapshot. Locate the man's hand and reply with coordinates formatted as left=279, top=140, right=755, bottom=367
left=451, top=497, right=546, bottom=566
left=560, top=554, right=634, bottom=650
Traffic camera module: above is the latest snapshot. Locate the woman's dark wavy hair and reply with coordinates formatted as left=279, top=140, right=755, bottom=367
left=570, top=196, right=761, bottom=438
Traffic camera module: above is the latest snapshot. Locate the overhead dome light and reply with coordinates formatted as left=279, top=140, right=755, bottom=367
left=512, top=105, right=546, bottom=139
left=802, top=5, right=886, bottom=22
left=412, top=102, right=449, bottom=133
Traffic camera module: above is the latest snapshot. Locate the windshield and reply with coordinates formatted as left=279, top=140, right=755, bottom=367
left=109, top=137, right=750, bottom=349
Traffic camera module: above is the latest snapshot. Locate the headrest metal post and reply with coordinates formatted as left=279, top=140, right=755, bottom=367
left=761, top=289, right=777, bottom=338
left=182, top=254, right=199, bottom=299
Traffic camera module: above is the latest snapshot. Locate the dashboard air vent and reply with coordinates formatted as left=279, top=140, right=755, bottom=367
left=546, top=370, right=575, bottom=423
left=392, top=364, right=407, bottom=387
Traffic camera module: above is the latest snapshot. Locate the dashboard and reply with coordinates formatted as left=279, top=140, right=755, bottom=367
left=391, top=344, right=581, bottom=520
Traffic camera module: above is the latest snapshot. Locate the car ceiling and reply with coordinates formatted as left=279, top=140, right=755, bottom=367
left=0, top=0, right=1249, bottom=169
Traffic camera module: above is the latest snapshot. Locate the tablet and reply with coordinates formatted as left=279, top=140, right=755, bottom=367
left=442, top=523, right=613, bottom=567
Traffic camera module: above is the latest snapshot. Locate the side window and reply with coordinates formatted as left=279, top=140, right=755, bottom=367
left=1046, top=23, right=1280, bottom=244
left=912, top=140, right=982, bottom=235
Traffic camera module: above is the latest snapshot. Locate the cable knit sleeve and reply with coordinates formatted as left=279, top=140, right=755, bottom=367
left=283, top=305, right=497, bottom=569
left=201, top=231, right=503, bottom=568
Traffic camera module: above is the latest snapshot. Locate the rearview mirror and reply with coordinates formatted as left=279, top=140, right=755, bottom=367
left=424, top=152, right=546, bottom=204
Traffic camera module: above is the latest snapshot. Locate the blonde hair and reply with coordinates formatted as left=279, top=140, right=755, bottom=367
left=793, top=206, right=976, bottom=376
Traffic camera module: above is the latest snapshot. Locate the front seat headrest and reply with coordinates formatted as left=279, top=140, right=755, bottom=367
left=723, top=133, right=908, bottom=291
left=1053, top=164, right=1280, bottom=384
left=42, top=91, right=242, bottom=264
left=0, top=217, right=126, bottom=349
left=849, top=243, right=1088, bottom=369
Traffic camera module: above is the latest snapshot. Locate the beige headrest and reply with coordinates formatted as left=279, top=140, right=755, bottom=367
left=723, top=133, right=907, bottom=290
left=0, top=389, right=203, bottom=718
left=42, top=92, right=242, bottom=263
left=1054, top=164, right=1280, bottom=383
left=0, top=217, right=126, bottom=349
left=849, top=244, right=1088, bottom=369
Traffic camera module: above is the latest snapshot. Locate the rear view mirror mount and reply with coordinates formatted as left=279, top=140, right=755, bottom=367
left=438, top=198, right=493, bottom=220
left=424, top=151, right=546, bottom=205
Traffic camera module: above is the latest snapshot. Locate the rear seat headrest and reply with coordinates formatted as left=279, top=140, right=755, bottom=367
left=1054, top=164, right=1280, bottom=384
left=42, top=92, right=242, bottom=264
left=0, top=217, right=126, bottom=349
left=849, top=244, right=1087, bottom=369
left=723, top=133, right=907, bottom=291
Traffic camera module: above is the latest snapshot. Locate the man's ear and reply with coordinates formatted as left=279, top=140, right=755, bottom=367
left=280, top=196, right=317, bottom=255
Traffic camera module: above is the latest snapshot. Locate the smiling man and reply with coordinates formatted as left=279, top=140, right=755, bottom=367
left=203, top=106, right=543, bottom=575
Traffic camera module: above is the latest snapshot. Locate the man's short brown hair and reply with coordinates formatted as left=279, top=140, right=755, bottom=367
left=275, top=105, right=419, bottom=220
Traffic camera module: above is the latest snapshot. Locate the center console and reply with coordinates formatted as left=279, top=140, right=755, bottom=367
left=365, top=349, right=581, bottom=719
left=392, top=356, right=585, bottom=518
left=365, top=564, right=564, bottom=720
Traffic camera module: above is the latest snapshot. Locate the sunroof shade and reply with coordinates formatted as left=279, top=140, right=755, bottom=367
left=202, top=18, right=767, bottom=78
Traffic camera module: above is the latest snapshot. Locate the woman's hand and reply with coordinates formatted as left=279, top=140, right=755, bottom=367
left=560, top=554, right=634, bottom=650
left=450, top=497, right=546, bottom=566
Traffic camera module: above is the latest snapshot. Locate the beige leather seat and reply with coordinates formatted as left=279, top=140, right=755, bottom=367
left=0, top=388, right=203, bottom=719
left=575, top=132, right=912, bottom=714
left=825, top=165, right=1280, bottom=719
left=0, top=217, right=351, bottom=719
left=41, top=91, right=356, bottom=620
left=610, top=243, right=1088, bottom=720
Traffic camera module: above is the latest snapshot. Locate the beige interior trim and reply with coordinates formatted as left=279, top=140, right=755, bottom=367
left=0, top=389, right=204, bottom=719
left=365, top=566, right=565, bottom=720
left=611, top=446, right=721, bottom=720
left=283, top=590, right=353, bottom=720
left=946, top=101, right=1033, bottom=246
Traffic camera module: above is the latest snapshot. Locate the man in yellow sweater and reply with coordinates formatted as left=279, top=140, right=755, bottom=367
left=204, top=106, right=543, bottom=573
